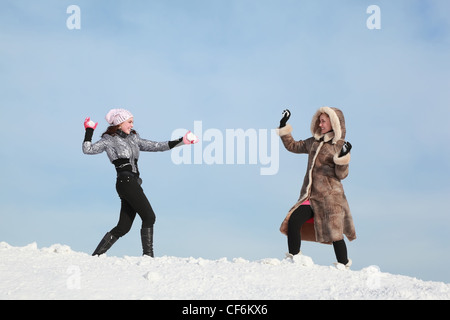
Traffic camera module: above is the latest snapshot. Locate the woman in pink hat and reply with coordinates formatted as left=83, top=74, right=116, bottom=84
left=82, top=108, right=198, bottom=257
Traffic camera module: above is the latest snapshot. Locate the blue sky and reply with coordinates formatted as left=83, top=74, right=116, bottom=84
left=1, top=0, right=450, bottom=284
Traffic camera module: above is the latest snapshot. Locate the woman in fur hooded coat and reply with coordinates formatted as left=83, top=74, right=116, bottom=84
left=277, top=107, right=356, bottom=268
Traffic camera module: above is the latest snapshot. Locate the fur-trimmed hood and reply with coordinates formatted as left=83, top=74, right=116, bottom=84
left=310, top=106, right=346, bottom=144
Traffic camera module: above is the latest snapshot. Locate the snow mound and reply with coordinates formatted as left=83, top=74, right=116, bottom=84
left=1, top=242, right=449, bottom=300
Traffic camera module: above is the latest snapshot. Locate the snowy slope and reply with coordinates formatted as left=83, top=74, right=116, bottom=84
left=1, top=242, right=449, bottom=300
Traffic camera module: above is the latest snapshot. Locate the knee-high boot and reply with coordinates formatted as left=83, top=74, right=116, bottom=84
left=92, top=232, right=118, bottom=256
left=141, top=227, right=154, bottom=257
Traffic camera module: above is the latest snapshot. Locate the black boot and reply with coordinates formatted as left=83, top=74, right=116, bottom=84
left=92, top=232, right=118, bottom=256
left=141, top=227, right=154, bottom=257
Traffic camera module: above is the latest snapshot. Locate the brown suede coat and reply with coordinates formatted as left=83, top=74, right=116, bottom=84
left=277, top=107, right=356, bottom=244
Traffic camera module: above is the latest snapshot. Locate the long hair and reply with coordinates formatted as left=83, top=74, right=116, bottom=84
left=102, top=125, right=137, bottom=137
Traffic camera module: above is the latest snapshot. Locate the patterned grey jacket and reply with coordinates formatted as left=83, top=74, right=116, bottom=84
left=83, top=130, right=175, bottom=174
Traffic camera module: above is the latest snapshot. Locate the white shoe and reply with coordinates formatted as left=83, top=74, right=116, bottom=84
left=285, top=252, right=296, bottom=262
left=334, top=258, right=352, bottom=270
left=285, top=252, right=314, bottom=266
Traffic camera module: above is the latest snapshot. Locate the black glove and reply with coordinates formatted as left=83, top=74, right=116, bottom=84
left=279, top=109, right=291, bottom=128
left=84, top=127, right=94, bottom=142
left=339, top=141, right=352, bottom=157
left=168, top=137, right=183, bottom=149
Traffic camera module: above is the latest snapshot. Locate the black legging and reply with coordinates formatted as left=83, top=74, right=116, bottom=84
left=287, top=205, right=348, bottom=264
left=110, top=172, right=155, bottom=238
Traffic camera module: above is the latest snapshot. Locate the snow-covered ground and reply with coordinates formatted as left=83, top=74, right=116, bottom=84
left=1, top=242, right=449, bottom=300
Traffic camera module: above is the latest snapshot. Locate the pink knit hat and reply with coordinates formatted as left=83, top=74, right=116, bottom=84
left=105, top=108, right=133, bottom=126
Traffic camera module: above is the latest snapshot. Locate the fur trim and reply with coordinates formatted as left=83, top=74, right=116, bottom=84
left=333, top=152, right=351, bottom=166
left=310, top=107, right=343, bottom=144
left=276, top=124, right=293, bottom=137
left=334, top=258, right=352, bottom=270
left=306, top=141, right=324, bottom=197
left=323, top=131, right=335, bottom=143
